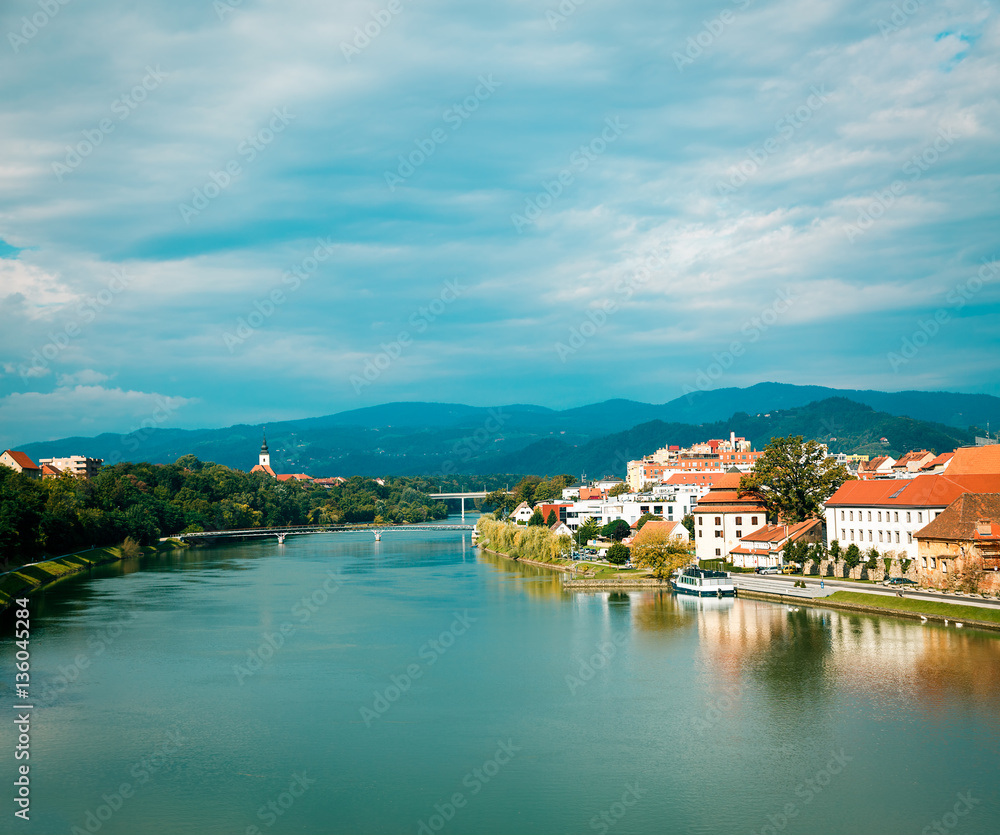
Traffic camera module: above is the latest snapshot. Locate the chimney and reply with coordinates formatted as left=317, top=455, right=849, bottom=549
left=977, top=520, right=992, bottom=537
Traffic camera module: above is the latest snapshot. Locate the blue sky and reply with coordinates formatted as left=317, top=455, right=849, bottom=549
left=1, top=0, right=998, bottom=443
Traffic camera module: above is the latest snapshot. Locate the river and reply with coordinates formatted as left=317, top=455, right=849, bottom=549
left=3, top=520, right=999, bottom=834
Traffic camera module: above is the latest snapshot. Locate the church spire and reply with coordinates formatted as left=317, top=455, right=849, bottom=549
left=259, top=427, right=271, bottom=469
left=260, top=427, right=269, bottom=454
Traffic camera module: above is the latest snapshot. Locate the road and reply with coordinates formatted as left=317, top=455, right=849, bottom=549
left=733, top=573, right=1000, bottom=611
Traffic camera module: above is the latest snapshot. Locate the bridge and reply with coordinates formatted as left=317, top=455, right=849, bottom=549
left=172, top=523, right=474, bottom=545
left=428, top=491, right=494, bottom=519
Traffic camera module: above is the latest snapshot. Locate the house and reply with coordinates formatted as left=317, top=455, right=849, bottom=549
left=511, top=501, right=534, bottom=524
left=919, top=452, right=954, bottom=474
left=631, top=519, right=689, bottom=546
left=578, top=487, right=605, bottom=501
left=0, top=450, right=42, bottom=479
left=249, top=431, right=314, bottom=483
left=594, top=477, right=625, bottom=491
left=37, top=455, right=103, bottom=479
left=692, top=473, right=768, bottom=563
left=41, top=463, right=63, bottom=479
left=891, top=450, right=936, bottom=476
left=276, top=473, right=314, bottom=483
left=823, top=474, right=1000, bottom=559
left=729, top=520, right=824, bottom=570
left=536, top=503, right=573, bottom=524
left=561, top=482, right=586, bottom=500
left=549, top=521, right=573, bottom=538
left=856, top=455, right=896, bottom=480
left=914, top=493, right=1000, bottom=592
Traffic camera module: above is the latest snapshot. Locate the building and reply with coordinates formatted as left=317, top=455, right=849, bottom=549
left=510, top=501, right=534, bottom=524
left=823, top=474, right=1000, bottom=559
left=944, top=445, right=1000, bottom=476
left=856, top=455, right=896, bottom=480
left=919, top=452, right=954, bottom=474
left=728, top=520, right=824, bottom=570
left=914, top=493, right=1000, bottom=592
left=536, top=503, right=573, bottom=524
left=38, top=455, right=103, bottom=479
left=249, top=430, right=314, bottom=483
left=549, top=521, right=573, bottom=538
left=692, top=472, right=768, bottom=563
left=41, top=463, right=63, bottom=479
left=630, top=519, right=689, bottom=546
left=0, top=450, right=42, bottom=479
left=890, top=450, right=936, bottom=476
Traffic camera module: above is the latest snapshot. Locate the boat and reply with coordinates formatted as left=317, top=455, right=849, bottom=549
left=671, top=565, right=735, bottom=598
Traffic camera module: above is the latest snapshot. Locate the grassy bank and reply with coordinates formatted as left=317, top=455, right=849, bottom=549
left=825, top=591, right=1000, bottom=627
left=0, top=540, right=187, bottom=611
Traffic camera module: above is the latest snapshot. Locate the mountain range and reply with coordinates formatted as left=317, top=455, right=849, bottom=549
left=15, top=383, right=999, bottom=479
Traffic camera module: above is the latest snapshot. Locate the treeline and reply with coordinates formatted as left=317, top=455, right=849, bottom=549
left=0, top=455, right=448, bottom=566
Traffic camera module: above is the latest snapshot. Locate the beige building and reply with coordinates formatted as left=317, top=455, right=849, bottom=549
left=914, top=492, right=1000, bottom=593
left=38, top=455, right=103, bottom=479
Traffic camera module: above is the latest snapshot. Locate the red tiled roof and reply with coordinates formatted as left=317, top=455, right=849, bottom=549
left=3, top=450, right=40, bottom=470
left=41, top=464, right=62, bottom=475
left=921, top=452, right=954, bottom=470
left=276, top=473, right=313, bottom=482
left=945, top=445, right=1000, bottom=476
left=915, top=493, right=1000, bottom=542
left=693, top=504, right=767, bottom=514
left=740, top=519, right=822, bottom=545
left=665, top=473, right=721, bottom=484
left=825, top=474, right=1000, bottom=508
left=251, top=464, right=276, bottom=476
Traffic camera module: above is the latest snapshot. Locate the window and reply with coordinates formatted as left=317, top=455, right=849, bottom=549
left=736, top=530, right=742, bottom=538
left=849, top=511, right=854, bottom=521
left=878, top=531, right=883, bottom=542
left=654, top=506, right=662, bottom=514
left=715, top=530, right=723, bottom=538
left=877, top=511, right=882, bottom=522
left=841, top=511, right=845, bottom=521
left=906, top=512, right=911, bottom=523
left=698, top=517, right=703, bottom=525
left=930, top=557, right=936, bottom=569
left=921, top=557, right=927, bottom=568
left=868, top=530, right=873, bottom=541
left=698, top=530, right=702, bottom=538
left=941, top=561, right=948, bottom=574
left=868, top=511, right=872, bottom=522
left=895, top=532, right=900, bottom=544
left=850, top=530, right=854, bottom=541
left=715, top=548, right=721, bottom=556
left=894, top=512, right=899, bottom=523
left=715, top=517, right=722, bottom=525
left=907, top=533, right=913, bottom=544
left=735, top=517, right=742, bottom=525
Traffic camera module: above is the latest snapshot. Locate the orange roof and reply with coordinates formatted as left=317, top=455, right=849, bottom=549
left=41, top=464, right=62, bottom=476
left=3, top=450, right=40, bottom=470
left=921, top=452, right=954, bottom=470
left=945, top=445, right=1000, bottom=476
left=825, top=474, right=1000, bottom=508
left=665, top=472, right=721, bottom=485
left=916, top=493, right=1000, bottom=542
left=251, top=464, right=276, bottom=476
left=740, top=519, right=822, bottom=545
left=276, top=473, right=313, bottom=482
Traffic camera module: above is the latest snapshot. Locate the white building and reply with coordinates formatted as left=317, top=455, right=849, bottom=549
left=691, top=473, right=769, bottom=563
left=38, top=455, right=103, bottom=479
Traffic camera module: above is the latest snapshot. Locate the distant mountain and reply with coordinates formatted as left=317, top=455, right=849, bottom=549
left=15, top=384, right=991, bottom=479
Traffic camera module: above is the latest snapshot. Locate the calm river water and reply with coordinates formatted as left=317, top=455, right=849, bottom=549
left=3, top=521, right=1000, bottom=834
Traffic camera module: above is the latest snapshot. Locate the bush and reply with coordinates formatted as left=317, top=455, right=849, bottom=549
left=119, top=537, right=143, bottom=559
left=607, top=542, right=630, bottom=565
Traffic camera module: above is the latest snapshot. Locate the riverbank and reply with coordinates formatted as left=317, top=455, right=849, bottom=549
left=0, top=539, right=188, bottom=612
left=478, top=545, right=576, bottom=573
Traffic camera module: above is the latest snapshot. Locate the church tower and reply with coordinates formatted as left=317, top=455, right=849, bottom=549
left=259, top=428, right=270, bottom=468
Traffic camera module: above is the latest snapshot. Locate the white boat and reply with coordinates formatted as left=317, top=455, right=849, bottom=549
left=671, top=565, right=735, bottom=598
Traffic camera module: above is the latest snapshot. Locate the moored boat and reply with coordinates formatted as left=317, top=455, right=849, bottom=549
left=671, top=565, right=735, bottom=597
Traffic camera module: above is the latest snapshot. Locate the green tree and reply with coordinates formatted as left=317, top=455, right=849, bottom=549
left=527, top=508, right=546, bottom=527
left=681, top=514, right=695, bottom=538
left=632, top=534, right=692, bottom=579
left=844, top=543, right=862, bottom=567
left=608, top=483, right=630, bottom=497
left=828, top=540, right=841, bottom=562
left=738, top=435, right=852, bottom=523
left=601, top=519, right=632, bottom=541
left=607, top=541, right=630, bottom=565
left=545, top=510, right=557, bottom=526
left=576, top=517, right=600, bottom=547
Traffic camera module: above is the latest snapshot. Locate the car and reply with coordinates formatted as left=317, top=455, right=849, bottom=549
left=781, top=565, right=798, bottom=574
left=883, top=577, right=918, bottom=587
left=756, top=566, right=780, bottom=575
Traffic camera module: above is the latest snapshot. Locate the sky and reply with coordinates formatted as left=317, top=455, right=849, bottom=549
left=1, top=0, right=998, bottom=444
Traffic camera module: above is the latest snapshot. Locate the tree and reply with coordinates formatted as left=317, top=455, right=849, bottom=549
left=608, top=483, right=630, bottom=497
left=842, top=543, right=861, bottom=568
left=632, top=533, right=692, bottom=579
left=545, top=510, right=557, bottom=526
left=681, top=514, right=695, bottom=538
left=738, top=435, right=852, bottom=523
left=483, top=489, right=515, bottom=517
left=865, top=547, right=879, bottom=570
left=576, top=517, right=599, bottom=547
left=607, top=542, right=630, bottom=565
left=601, top=519, right=631, bottom=542
left=636, top=513, right=662, bottom=530
left=828, top=540, right=841, bottom=562
left=527, top=508, right=546, bottom=527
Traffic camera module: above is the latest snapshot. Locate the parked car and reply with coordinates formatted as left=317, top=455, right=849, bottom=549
left=781, top=565, right=798, bottom=574
left=756, top=566, right=780, bottom=575
left=883, top=577, right=918, bottom=587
